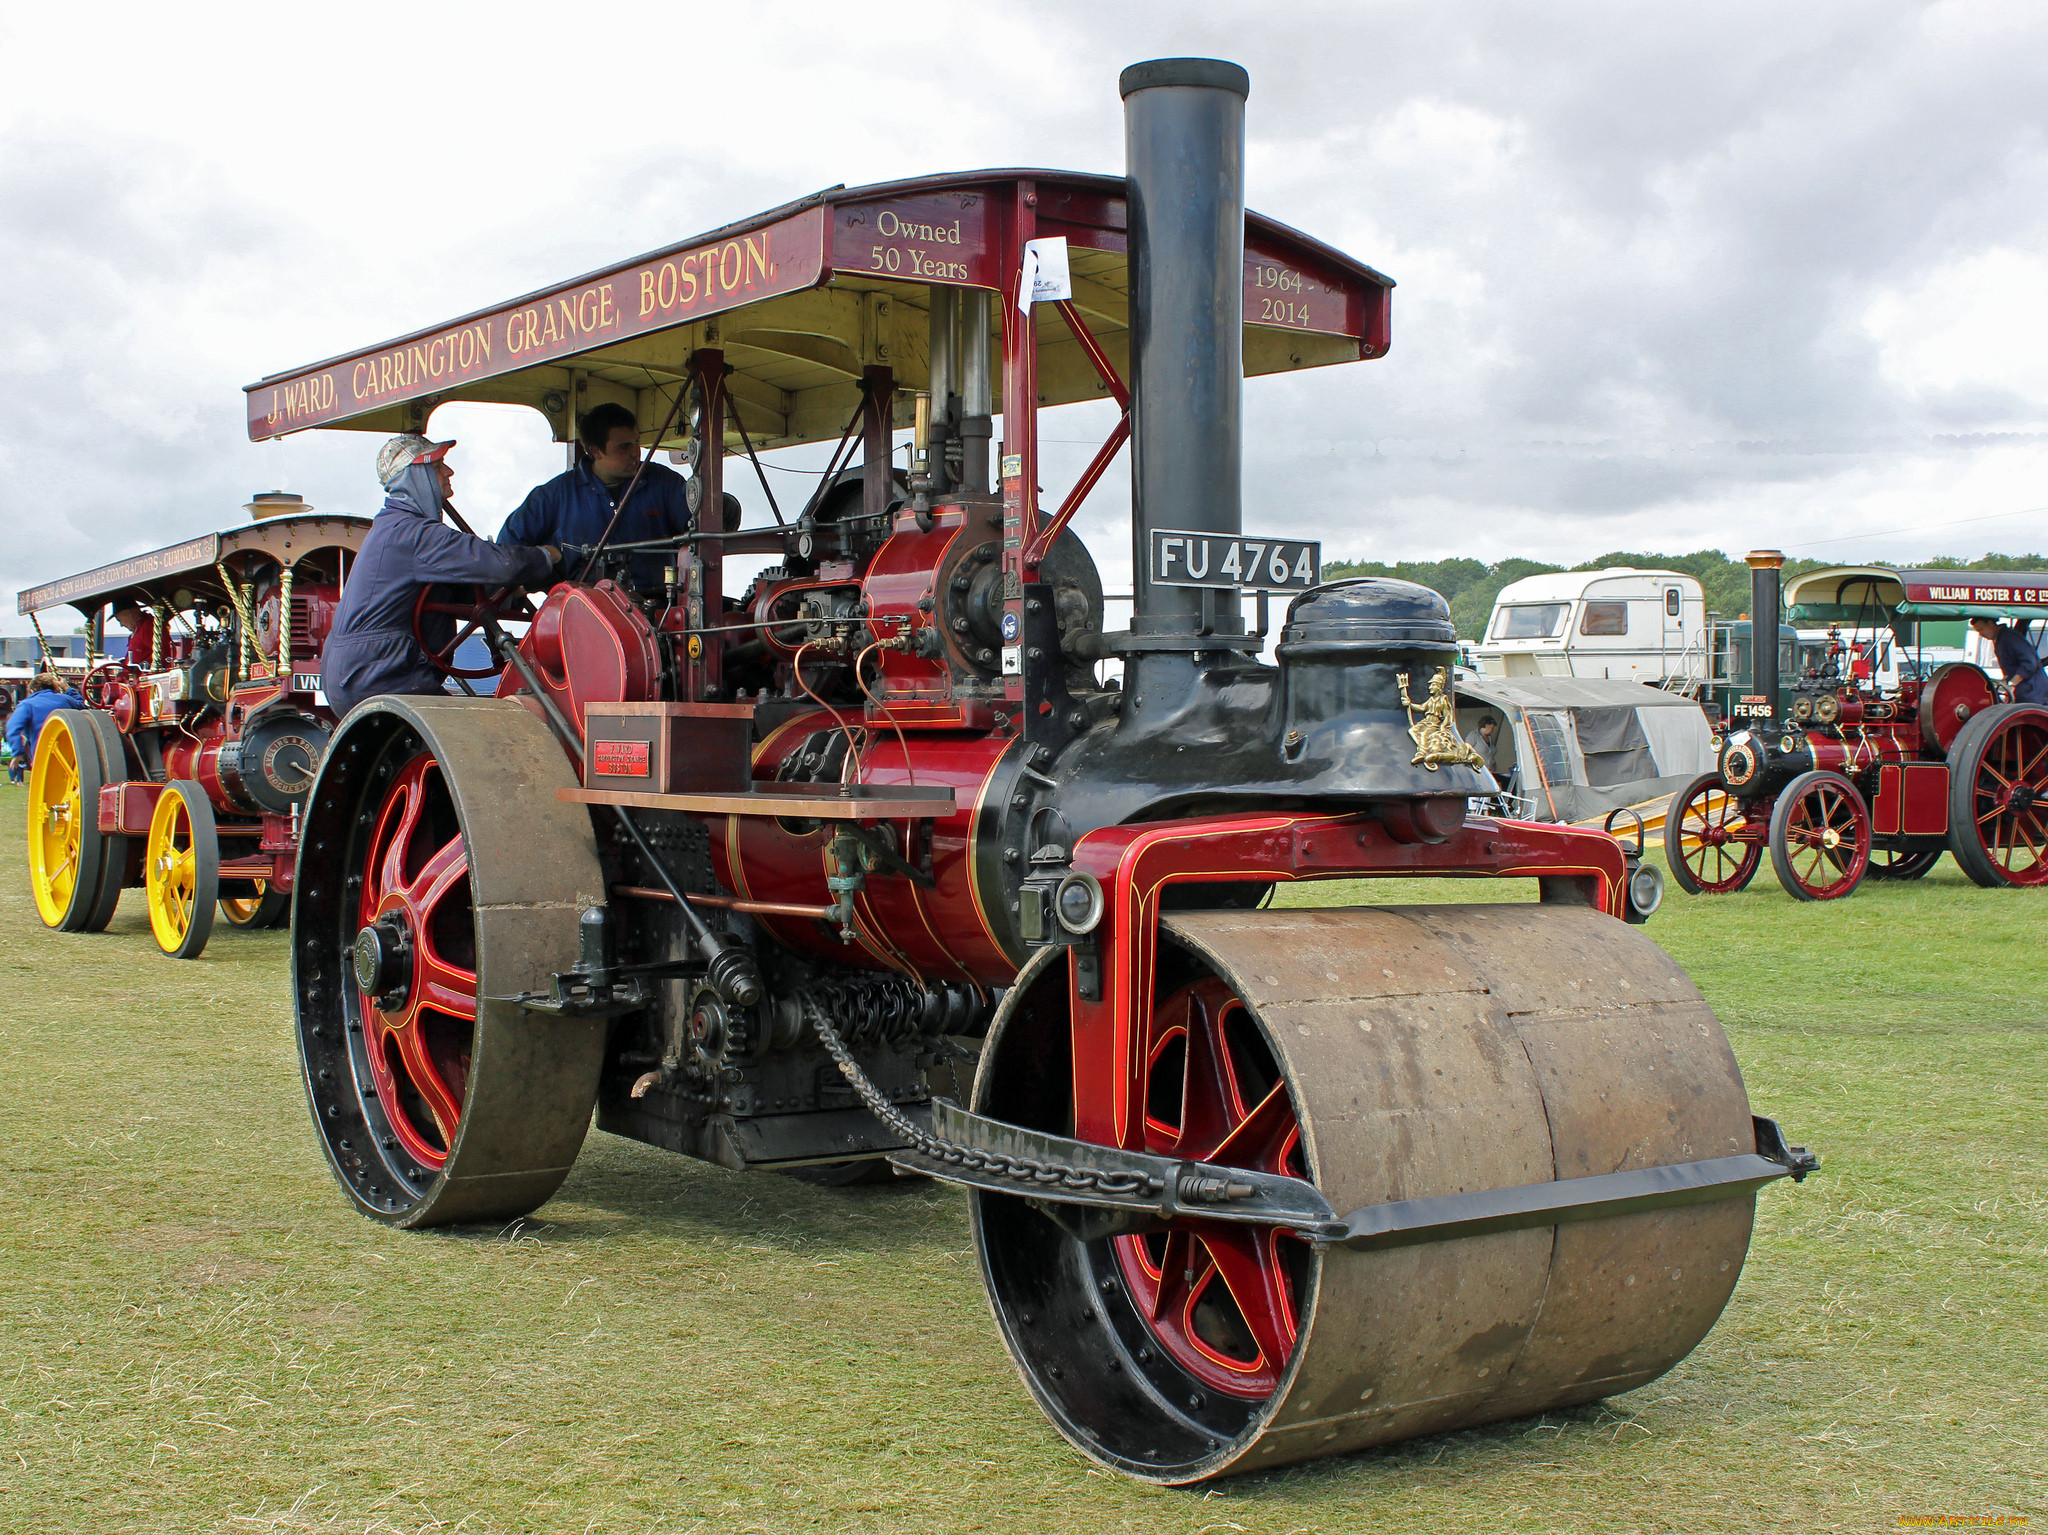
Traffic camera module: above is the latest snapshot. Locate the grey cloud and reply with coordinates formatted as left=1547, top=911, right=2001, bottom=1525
left=5, top=0, right=2046, bottom=622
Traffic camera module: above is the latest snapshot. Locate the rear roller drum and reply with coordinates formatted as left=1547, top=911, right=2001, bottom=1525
left=1767, top=770, right=1870, bottom=901
left=972, top=905, right=1760, bottom=1483
left=1664, top=773, right=1762, bottom=894
left=293, top=697, right=608, bottom=1227
left=145, top=781, right=218, bottom=958
left=1947, top=702, right=2048, bottom=887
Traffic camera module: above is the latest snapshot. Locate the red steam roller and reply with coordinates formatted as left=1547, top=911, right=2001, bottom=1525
left=250, top=58, right=1815, bottom=1481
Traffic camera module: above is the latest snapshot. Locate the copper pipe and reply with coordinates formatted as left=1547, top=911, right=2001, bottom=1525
left=612, top=884, right=834, bottom=921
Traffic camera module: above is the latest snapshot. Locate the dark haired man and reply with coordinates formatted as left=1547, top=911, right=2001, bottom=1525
left=498, top=402, right=694, bottom=589
left=1969, top=614, right=2048, bottom=705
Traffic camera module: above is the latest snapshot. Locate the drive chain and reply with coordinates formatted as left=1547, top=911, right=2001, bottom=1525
left=801, top=995, right=1162, bottom=1199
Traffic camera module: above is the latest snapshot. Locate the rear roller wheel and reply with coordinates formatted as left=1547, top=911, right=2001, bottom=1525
left=1865, top=848, right=1941, bottom=881
left=1947, top=702, right=2048, bottom=888
left=1664, top=772, right=1762, bottom=894
left=26, top=709, right=121, bottom=932
left=972, top=905, right=1759, bottom=1483
left=220, top=881, right=290, bottom=929
left=145, top=781, right=218, bottom=958
left=294, top=696, right=607, bottom=1226
left=1768, top=770, right=1870, bottom=901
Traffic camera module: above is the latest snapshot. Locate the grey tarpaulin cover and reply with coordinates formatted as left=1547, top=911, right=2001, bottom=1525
left=1454, top=676, right=1715, bottom=823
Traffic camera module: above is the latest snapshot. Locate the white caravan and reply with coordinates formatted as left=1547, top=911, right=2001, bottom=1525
left=1475, top=568, right=1706, bottom=684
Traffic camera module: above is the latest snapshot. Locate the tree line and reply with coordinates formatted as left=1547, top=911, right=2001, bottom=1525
left=1318, top=551, right=2048, bottom=640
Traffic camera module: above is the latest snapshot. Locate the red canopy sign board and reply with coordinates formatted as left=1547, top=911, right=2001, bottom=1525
left=244, top=172, right=1392, bottom=445
left=247, top=206, right=830, bottom=440
left=1897, top=572, right=2048, bottom=607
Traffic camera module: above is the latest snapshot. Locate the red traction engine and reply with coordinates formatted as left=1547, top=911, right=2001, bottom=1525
left=258, top=60, right=1813, bottom=1483
left=1666, top=552, right=2048, bottom=899
left=20, top=501, right=365, bottom=956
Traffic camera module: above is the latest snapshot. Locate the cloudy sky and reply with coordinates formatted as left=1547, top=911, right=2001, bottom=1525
left=3, top=0, right=2044, bottom=625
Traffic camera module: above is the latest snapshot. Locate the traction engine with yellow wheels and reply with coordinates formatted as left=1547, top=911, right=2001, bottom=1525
left=19, top=502, right=367, bottom=955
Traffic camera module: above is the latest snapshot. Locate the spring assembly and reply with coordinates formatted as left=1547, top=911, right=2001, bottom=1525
left=795, top=971, right=972, bottom=1049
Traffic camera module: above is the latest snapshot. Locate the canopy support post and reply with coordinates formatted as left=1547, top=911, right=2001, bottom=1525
left=688, top=348, right=727, bottom=702
left=861, top=365, right=895, bottom=524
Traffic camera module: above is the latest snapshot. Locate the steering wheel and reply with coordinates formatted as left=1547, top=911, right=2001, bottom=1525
left=411, top=583, right=538, bottom=678
left=82, top=660, right=133, bottom=710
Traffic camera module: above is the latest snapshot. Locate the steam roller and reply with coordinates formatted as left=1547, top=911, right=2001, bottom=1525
left=261, top=54, right=1815, bottom=1482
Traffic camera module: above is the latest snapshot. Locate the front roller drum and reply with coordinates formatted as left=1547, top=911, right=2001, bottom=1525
left=293, top=697, right=608, bottom=1227
left=972, top=904, right=1760, bottom=1483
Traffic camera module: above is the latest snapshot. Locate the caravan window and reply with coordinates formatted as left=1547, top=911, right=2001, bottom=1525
left=1580, top=601, right=1628, bottom=636
left=1495, top=604, right=1568, bottom=639
left=1665, top=588, right=1681, bottom=616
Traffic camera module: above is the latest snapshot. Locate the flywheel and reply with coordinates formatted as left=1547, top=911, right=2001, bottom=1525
left=972, top=903, right=1759, bottom=1483
left=293, top=696, right=608, bottom=1227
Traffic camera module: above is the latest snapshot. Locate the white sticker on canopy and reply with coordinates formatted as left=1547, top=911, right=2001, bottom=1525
left=1018, top=237, right=1073, bottom=312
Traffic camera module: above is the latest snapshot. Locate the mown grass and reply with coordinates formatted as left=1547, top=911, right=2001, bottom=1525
left=0, top=793, right=2040, bottom=1534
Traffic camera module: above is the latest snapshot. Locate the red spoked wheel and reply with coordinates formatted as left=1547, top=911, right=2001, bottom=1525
left=1948, top=702, right=2048, bottom=888
left=295, top=697, right=606, bottom=1226
left=1865, top=848, right=1941, bottom=880
left=969, top=908, right=1761, bottom=1484
left=352, top=751, right=477, bottom=1171
left=1664, top=772, right=1763, bottom=894
left=411, top=584, right=536, bottom=679
left=1768, top=770, right=1871, bottom=901
left=1112, top=976, right=1309, bottom=1399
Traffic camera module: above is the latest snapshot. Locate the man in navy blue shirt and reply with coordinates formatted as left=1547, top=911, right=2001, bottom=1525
left=1969, top=615, right=2048, bottom=705
left=498, top=402, right=693, bottom=590
left=322, top=436, right=558, bottom=718
left=6, top=670, right=86, bottom=783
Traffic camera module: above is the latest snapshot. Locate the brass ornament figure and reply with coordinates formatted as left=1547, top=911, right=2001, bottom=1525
left=1398, top=667, right=1487, bottom=771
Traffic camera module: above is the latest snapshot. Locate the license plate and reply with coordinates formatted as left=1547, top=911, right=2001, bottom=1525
left=1148, top=528, right=1320, bottom=593
left=291, top=672, right=323, bottom=693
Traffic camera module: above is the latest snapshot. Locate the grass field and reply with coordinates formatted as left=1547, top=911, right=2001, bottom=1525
left=1, top=792, right=2041, bottom=1534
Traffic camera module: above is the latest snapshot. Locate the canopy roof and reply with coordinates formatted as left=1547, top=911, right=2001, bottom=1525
left=243, top=170, right=1394, bottom=452
left=1459, top=676, right=1710, bottom=712
left=18, top=514, right=369, bottom=618
left=1786, top=566, right=2048, bottom=626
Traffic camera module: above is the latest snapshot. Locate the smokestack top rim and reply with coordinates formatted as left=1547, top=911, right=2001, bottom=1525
left=1119, top=57, right=1249, bottom=100
left=1745, top=549, right=1787, bottom=570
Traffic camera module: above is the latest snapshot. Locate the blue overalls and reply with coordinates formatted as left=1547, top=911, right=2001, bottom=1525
left=497, top=459, right=692, bottom=590
left=321, top=469, right=553, bottom=718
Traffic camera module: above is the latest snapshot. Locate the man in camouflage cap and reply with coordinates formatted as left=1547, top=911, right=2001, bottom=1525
left=321, top=435, right=560, bottom=716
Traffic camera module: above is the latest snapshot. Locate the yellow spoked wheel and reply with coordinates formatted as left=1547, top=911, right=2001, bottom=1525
left=26, top=710, right=120, bottom=932
left=220, top=880, right=290, bottom=929
left=146, top=781, right=219, bottom=959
